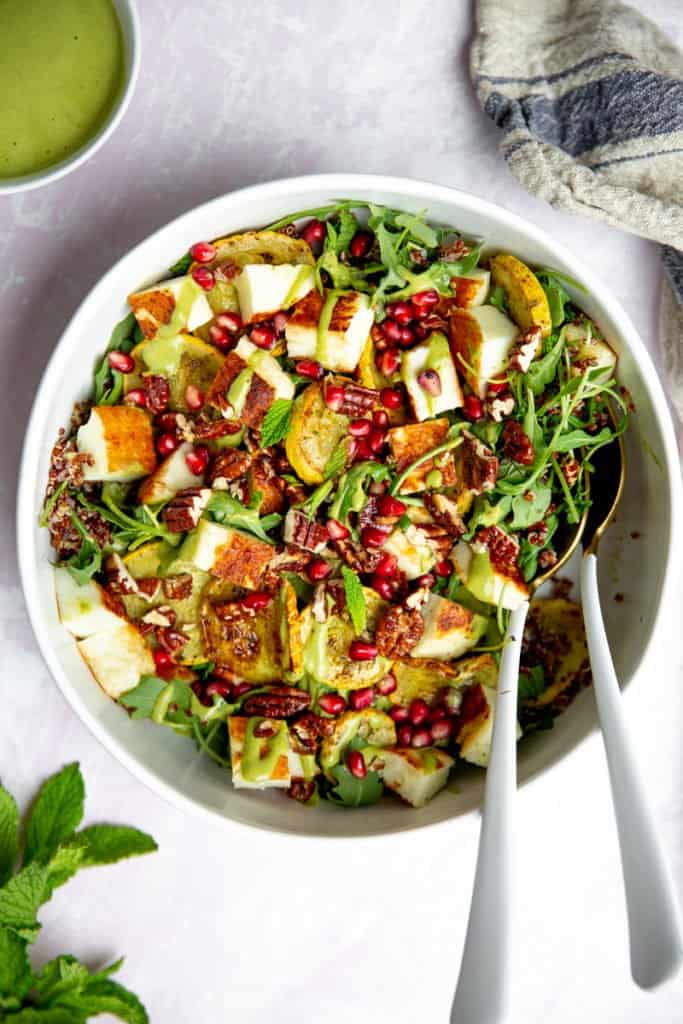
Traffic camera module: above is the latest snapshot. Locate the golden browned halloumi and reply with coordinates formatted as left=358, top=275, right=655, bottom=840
left=228, top=717, right=291, bottom=789
left=77, top=623, right=154, bottom=699
left=386, top=418, right=456, bottom=494
left=77, top=406, right=156, bottom=482
left=128, top=276, right=213, bottom=339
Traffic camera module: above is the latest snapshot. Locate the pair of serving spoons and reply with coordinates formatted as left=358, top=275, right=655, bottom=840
left=451, top=426, right=683, bottom=1023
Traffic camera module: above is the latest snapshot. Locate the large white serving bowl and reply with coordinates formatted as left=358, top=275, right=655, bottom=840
left=17, top=175, right=681, bottom=838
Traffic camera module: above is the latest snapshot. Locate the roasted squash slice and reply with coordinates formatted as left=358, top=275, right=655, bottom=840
left=199, top=578, right=284, bottom=682
left=200, top=230, right=314, bottom=271
left=521, top=598, right=590, bottom=711
left=285, top=382, right=350, bottom=485
left=390, top=653, right=497, bottom=707
left=125, top=333, right=224, bottom=413
left=489, top=253, right=552, bottom=338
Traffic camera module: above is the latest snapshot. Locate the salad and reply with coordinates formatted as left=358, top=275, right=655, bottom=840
left=41, top=201, right=627, bottom=809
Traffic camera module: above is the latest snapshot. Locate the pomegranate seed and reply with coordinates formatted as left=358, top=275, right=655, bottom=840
left=273, top=312, right=288, bottom=335
left=398, top=326, right=415, bottom=348
left=349, top=229, right=373, bottom=259
left=411, top=727, right=432, bottom=748
left=349, top=686, right=375, bottom=710
left=380, top=387, right=403, bottom=410
left=108, top=350, right=134, bottom=373
left=382, top=318, right=402, bottom=343
left=386, top=301, right=414, bottom=325
left=124, top=388, right=147, bottom=408
left=185, top=384, right=204, bottom=410
left=368, top=429, right=386, bottom=454
left=360, top=525, right=389, bottom=548
left=327, top=518, right=350, bottom=541
left=318, top=693, right=346, bottom=715
left=428, top=704, right=448, bottom=723
left=191, top=266, right=215, bottom=291
left=371, top=575, right=397, bottom=600
left=307, top=558, right=332, bottom=582
left=295, top=359, right=324, bottom=380
left=390, top=705, right=409, bottom=723
left=377, top=673, right=397, bottom=696
left=155, top=412, right=180, bottom=432
left=352, top=438, right=372, bottom=462
left=346, top=749, right=368, bottom=779
left=153, top=649, right=174, bottom=675
left=411, top=289, right=439, bottom=309
left=377, top=348, right=401, bottom=377
left=487, top=376, right=508, bottom=396
left=373, top=409, right=389, bottom=429
left=190, top=241, right=217, bottom=263
left=324, top=384, right=346, bottom=411
left=242, top=591, right=272, bottom=611
left=216, top=311, right=243, bottom=333
left=463, top=395, right=483, bottom=420
left=377, top=494, right=406, bottom=517
left=205, top=680, right=232, bottom=700
left=156, top=432, right=179, bottom=457
left=250, top=325, right=275, bottom=349
left=185, top=445, right=209, bottom=476
left=349, top=640, right=378, bottom=661
left=397, top=724, right=414, bottom=746
left=232, top=682, right=254, bottom=699
left=415, top=572, right=436, bottom=589
left=374, top=552, right=398, bottom=578
left=434, top=559, right=453, bottom=578
left=348, top=418, right=372, bottom=437
left=417, top=369, right=442, bottom=396
left=431, top=719, right=454, bottom=742
left=301, top=219, right=326, bottom=247
left=409, top=698, right=430, bottom=726
left=209, top=325, right=232, bottom=349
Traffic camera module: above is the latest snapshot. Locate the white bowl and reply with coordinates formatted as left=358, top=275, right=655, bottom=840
left=0, top=0, right=140, bottom=195
left=17, top=175, right=682, bottom=838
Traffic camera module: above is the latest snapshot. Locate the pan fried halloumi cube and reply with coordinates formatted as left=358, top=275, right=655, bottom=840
left=401, top=332, right=463, bottom=422
left=410, top=593, right=488, bottom=660
left=137, top=442, right=204, bottom=505
left=382, top=524, right=437, bottom=580
left=234, top=264, right=314, bottom=324
left=76, top=406, right=156, bottom=482
left=457, top=684, right=522, bottom=767
left=449, top=305, right=520, bottom=399
left=386, top=419, right=457, bottom=494
left=452, top=537, right=529, bottom=612
left=77, top=623, right=154, bottom=699
left=233, top=339, right=295, bottom=401
left=379, top=747, right=454, bottom=807
left=55, top=568, right=126, bottom=638
left=178, top=519, right=272, bottom=588
left=128, top=276, right=213, bottom=339
left=285, top=289, right=373, bottom=373
left=228, top=716, right=291, bottom=789
left=452, top=269, right=491, bottom=308
left=205, top=339, right=294, bottom=428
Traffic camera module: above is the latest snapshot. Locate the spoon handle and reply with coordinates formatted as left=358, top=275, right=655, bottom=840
left=580, top=553, right=683, bottom=989
left=450, top=602, right=528, bottom=1024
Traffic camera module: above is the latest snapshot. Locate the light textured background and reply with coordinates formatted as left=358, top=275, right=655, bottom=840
left=1, top=2, right=681, bottom=1022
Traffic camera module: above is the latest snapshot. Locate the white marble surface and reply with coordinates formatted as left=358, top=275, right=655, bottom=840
left=1, top=2, right=681, bottom=1021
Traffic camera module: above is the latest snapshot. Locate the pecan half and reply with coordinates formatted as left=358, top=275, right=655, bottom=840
left=334, top=381, right=378, bottom=417
left=424, top=493, right=466, bottom=538
left=162, top=573, right=193, bottom=600
left=501, top=420, right=535, bottom=465
left=289, top=710, right=334, bottom=753
left=193, top=418, right=243, bottom=442
left=262, top=546, right=311, bottom=590
left=242, top=686, right=311, bottom=719
left=461, top=432, right=499, bottom=494
left=161, top=487, right=211, bottom=532
left=287, top=779, right=317, bottom=803
left=375, top=605, right=424, bottom=658
left=560, top=456, right=580, bottom=488
left=486, top=393, right=515, bottom=422
left=334, top=538, right=382, bottom=575
left=207, top=449, right=251, bottom=487
left=283, top=509, right=329, bottom=553
left=419, top=522, right=452, bottom=559
left=476, top=525, right=524, bottom=583
left=509, top=325, right=542, bottom=374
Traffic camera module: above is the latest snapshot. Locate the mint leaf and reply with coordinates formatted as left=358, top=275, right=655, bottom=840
left=4, top=1008, right=79, bottom=1022
left=168, top=252, right=192, bottom=276
left=518, top=665, right=546, bottom=701
left=118, top=675, right=167, bottom=720
left=0, top=863, right=47, bottom=941
left=260, top=398, right=293, bottom=448
left=0, top=925, right=33, bottom=1004
left=43, top=841, right=86, bottom=897
left=33, top=955, right=90, bottom=1004
left=0, top=786, right=19, bottom=886
left=341, top=566, right=366, bottom=636
left=75, top=826, right=157, bottom=866
left=327, top=764, right=383, bottom=807
left=58, top=978, right=149, bottom=1024
left=24, top=764, right=84, bottom=867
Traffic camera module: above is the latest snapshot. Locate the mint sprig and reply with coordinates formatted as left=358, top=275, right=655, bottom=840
left=0, top=764, right=156, bottom=1022
left=260, top=398, right=293, bottom=448
left=341, top=566, right=366, bottom=636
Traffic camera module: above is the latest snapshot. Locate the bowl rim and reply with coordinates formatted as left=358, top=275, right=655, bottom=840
left=0, top=0, right=141, bottom=196
left=16, top=173, right=683, bottom=840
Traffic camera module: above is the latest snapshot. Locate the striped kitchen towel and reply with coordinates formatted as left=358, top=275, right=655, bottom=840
left=471, top=0, right=683, bottom=418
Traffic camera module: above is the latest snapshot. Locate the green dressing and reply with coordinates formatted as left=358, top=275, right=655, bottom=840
left=241, top=718, right=289, bottom=783
left=316, top=290, right=342, bottom=365
left=0, top=0, right=125, bottom=179
left=228, top=369, right=255, bottom=417
left=303, top=620, right=330, bottom=682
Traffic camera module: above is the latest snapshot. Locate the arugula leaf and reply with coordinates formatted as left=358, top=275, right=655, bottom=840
left=518, top=665, right=546, bottom=701
left=300, top=479, right=334, bottom=517
left=24, top=764, right=84, bottom=868
left=65, top=514, right=102, bottom=586
left=0, top=925, right=33, bottom=1005
left=327, top=764, right=384, bottom=807
left=488, top=284, right=509, bottom=314
left=118, top=676, right=167, bottom=720
left=552, top=426, right=614, bottom=452
left=282, top=571, right=314, bottom=605
left=77, top=490, right=177, bottom=552
left=0, top=787, right=19, bottom=887
left=341, top=567, right=366, bottom=635
left=525, top=330, right=565, bottom=396
left=335, top=208, right=359, bottom=253
left=394, top=211, right=438, bottom=248
left=259, top=398, right=293, bottom=448
left=329, top=462, right=390, bottom=524
left=205, top=492, right=281, bottom=543
left=168, top=252, right=192, bottom=277
left=509, top=487, right=552, bottom=530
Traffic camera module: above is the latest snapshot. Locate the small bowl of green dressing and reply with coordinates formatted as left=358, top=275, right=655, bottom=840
left=0, top=0, right=140, bottom=194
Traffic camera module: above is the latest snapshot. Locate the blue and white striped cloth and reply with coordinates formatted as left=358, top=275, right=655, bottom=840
left=471, top=0, right=683, bottom=417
